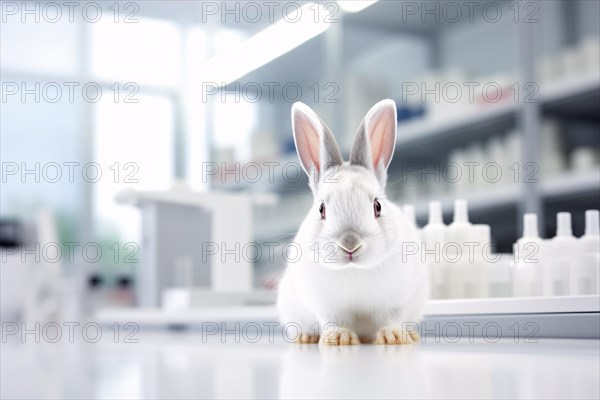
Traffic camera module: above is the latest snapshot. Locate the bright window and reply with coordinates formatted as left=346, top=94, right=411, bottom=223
left=93, top=95, right=174, bottom=241
left=90, top=17, right=181, bottom=87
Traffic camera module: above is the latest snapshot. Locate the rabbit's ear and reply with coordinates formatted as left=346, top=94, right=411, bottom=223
left=292, top=102, right=343, bottom=181
left=349, top=99, right=397, bottom=184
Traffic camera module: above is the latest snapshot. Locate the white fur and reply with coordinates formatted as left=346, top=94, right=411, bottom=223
left=277, top=100, right=428, bottom=342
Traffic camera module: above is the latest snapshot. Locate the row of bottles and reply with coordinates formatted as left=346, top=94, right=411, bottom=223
left=513, top=210, right=600, bottom=297
left=402, top=201, right=600, bottom=299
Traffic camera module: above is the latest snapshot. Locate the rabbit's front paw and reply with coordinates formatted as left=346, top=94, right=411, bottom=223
left=373, top=327, right=419, bottom=345
left=296, top=333, right=320, bottom=344
left=320, top=327, right=360, bottom=346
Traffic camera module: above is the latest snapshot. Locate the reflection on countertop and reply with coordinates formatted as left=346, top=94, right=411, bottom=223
left=1, top=332, right=599, bottom=399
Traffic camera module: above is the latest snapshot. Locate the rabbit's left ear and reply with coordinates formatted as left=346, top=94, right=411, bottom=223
left=349, top=99, right=397, bottom=185
left=292, top=102, right=343, bottom=187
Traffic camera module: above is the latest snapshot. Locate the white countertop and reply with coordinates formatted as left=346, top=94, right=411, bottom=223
left=2, top=331, right=598, bottom=399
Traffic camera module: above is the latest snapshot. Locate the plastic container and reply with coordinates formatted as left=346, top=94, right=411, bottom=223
left=578, top=210, right=600, bottom=295
left=422, top=201, right=446, bottom=299
left=546, top=212, right=580, bottom=296
left=461, top=224, right=490, bottom=298
left=402, top=204, right=417, bottom=227
left=445, top=200, right=471, bottom=298
left=488, top=254, right=514, bottom=298
left=513, top=214, right=544, bottom=297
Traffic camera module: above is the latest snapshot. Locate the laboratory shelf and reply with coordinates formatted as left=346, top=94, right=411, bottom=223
left=539, top=72, right=600, bottom=105
left=396, top=101, right=517, bottom=150
left=541, top=169, right=600, bottom=199
left=394, top=73, right=600, bottom=153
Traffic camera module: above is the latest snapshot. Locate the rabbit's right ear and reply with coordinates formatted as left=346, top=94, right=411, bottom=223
left=350, top=99, right=397, bottom=186
left=292, top=102, right=343, bottom=185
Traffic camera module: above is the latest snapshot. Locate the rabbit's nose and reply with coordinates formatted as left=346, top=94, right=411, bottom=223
left=337, top=231, right=363, bottom=254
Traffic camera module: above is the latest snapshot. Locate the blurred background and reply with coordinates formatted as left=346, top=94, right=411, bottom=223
left=2, top=1, right=600, bottom=399
left=1, top=0, right=599, bottom=322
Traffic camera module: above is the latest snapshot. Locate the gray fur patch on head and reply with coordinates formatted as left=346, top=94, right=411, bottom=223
left=349, top=120, right=371, bottom=170
left=320, top=118, right=344, bottom=171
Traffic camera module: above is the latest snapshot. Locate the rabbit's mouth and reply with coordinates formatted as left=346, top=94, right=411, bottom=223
left=336, top=231, right=364, bottom=263
left=338, top=245, right=361, bottom=262
left=337, top=243, right=362, bottom=262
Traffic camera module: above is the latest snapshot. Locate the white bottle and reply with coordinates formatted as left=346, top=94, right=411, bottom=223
left=488, top=254, right=515, bottom=297
left=446, top=200, right=472, bottom=298
left=546, top=212, right=579, bottom=296
left=422, top=201, right=446, bottom=299
left=578, top=210, right=600, bottom=295
left=462, top=224, right=490, bottom=298
left=402, top=204, right=417, bottom=228
left=513, top=214, right=544, bottom=297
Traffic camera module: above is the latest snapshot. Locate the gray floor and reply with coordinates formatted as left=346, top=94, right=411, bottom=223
left=2, top=331, right=599, bottom=399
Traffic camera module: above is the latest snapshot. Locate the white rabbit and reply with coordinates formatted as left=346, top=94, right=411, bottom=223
left=276, top=99, right=428, bottom=346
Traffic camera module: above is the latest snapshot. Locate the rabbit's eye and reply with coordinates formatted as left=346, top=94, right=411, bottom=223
left=374, top=199, right=381, bottom=218
left=319, top=202, right=326, bottom=219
